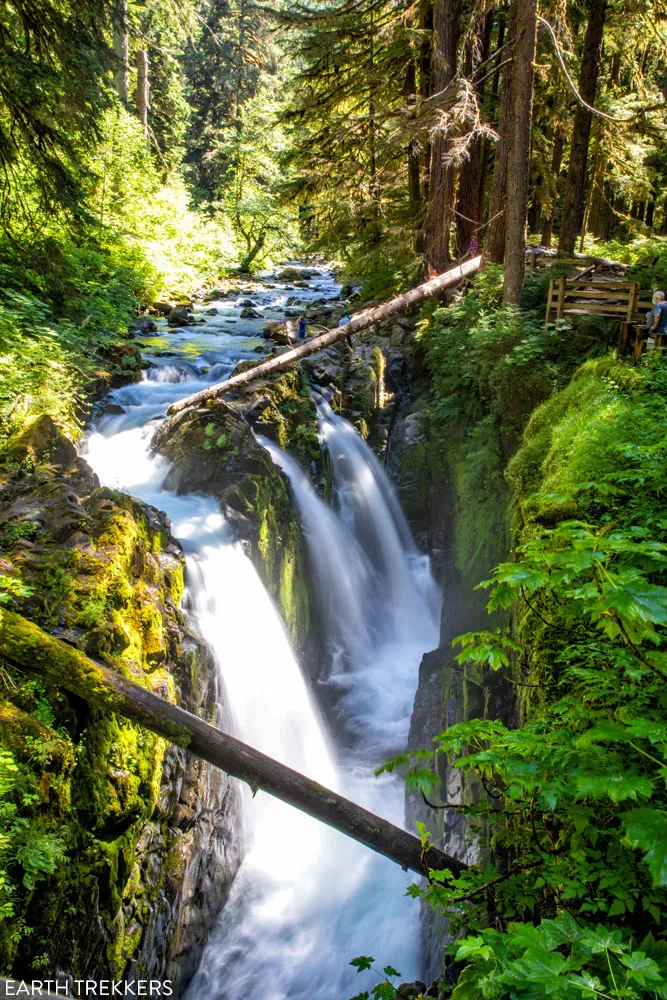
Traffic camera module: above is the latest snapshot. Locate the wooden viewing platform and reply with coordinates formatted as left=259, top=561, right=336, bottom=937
left=545, top=277, right=658, bottom=359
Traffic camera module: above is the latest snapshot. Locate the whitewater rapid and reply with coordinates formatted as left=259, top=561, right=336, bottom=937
left=84, top=265, right=439, bottom=999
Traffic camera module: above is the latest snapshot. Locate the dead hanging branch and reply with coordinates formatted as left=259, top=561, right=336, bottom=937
left=537, top=15, right=631, bottom=123
left=0, top=609, right=468, bottom=880
left=397, top=77, right=497, bottom=167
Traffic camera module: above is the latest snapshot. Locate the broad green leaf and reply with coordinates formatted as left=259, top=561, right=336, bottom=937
left=623, top=809, right=667, bottom=886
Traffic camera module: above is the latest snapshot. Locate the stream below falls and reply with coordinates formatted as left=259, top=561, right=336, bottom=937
left=84, top=265, right=441, bottom=999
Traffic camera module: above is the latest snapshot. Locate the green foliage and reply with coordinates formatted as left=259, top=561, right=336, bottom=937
left=214, top=90, right=301, bottom=270
left=415, top=267, right=586, bottom=582
left=383, top=353, right=667, bottom=998
left=0, top=577, right=32, bottom=605
left=0, top=0, right=113, bottom=224
left=581, top=236, right=667, bottom=292
left=280, top=0, right=429, bottom=285
left=450, top=919, right=667, bottom=999
left=0, top=747, right=67, bottom=932
left=0, top=290, right=91, bottom=440
left=203, top=423, right=229, bottom=451
left=75, top=599, right=108, bottom=630
left=0, top=104, right=238, bottom=444
left=349, top=957, right=404, bottom=1000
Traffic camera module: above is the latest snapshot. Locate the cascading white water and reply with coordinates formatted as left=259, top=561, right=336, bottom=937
left=84, top=266, right=439, bottom=999
left=257, top=437, right=375, bottom=676
left=317, top=398, right=440, bottom=641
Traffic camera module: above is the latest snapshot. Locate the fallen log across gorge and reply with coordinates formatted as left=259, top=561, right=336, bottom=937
left=0, top=609, right=468, bottom=880
left=167, top=255, right=483, bottom=417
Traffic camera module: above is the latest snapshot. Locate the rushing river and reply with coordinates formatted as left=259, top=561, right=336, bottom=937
left=85, top=265, right=439, bottom=999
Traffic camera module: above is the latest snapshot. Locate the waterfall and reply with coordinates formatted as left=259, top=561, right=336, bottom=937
left=83, top=266, right=437, bottom=999
left=256, top=436, right=375, bottom=676
left=316, top=398, right=440, bottom=640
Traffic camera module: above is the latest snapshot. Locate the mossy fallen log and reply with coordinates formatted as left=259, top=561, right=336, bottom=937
left=167, top=256, right=483, bottom=417
left=0, top=609, right=467, bottom=879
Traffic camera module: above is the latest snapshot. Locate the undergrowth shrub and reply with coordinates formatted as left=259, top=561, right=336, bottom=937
left=414, top=266, right=589, bottom=579
left=376, top=353, right=667, bottom=1000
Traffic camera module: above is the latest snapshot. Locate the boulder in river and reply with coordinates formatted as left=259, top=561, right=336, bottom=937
left=151, top=396, right=314, bottom=648
left=278, top=267, right=317, bottom=282
left=305, top=301, right=347, bottom=326
left=98, top=341, right=145, bottom=385
left=167, top=304, right=195, bottom=327
left=278, top=267, right=302, bottom=281
left=133, top=315, right=158, bottom=334
left=240, top=306, right=261, bottom=318
left=263, top=321, right=292, bottom=345
left=151, top=300, right=174, bottom=316
left=203, top=287, right=226, bottom=301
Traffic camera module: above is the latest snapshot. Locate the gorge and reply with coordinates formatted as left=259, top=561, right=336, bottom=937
left=82, top=265, right=441, bottom=996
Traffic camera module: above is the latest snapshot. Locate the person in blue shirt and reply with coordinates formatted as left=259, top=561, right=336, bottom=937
left=646, top=291, right=667, bottom=337
left=298, top=316, right=307, bottom=339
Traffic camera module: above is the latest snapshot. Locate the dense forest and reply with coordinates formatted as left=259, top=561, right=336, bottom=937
left=1, top=0, right=667, bottom=997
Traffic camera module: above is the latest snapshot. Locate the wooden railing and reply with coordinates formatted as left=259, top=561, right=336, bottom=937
left=545, top=278, right=653, bottom=325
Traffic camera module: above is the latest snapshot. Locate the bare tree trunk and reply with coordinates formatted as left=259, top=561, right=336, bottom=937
left=167, top=256, right=483, bottom=416
left=418, top=0, right=434, bottom=238
left=136, top=49, right=150, bottom=137
left=646, top=200, right=655, bottom=229
left=557, top=0, right=608, bottom=256
left=424, top=0, right=461, bottom=271
left=661, top=195, right=667, bottom=235
left=456, top=139, right=484, bottom=255
left=113, top=0, right=129, bottom=102
left=586, top=146, right=607, bottom=236
left=0, top=610, right=466, bottom=880
left=484, top=7, right=516, bottom=262
left=456, top=14, right=492, bottom=254
left=541, top=130, right=564, bottom=247
left=405, top=60, right=422, bottom=241
left=502, top=0, right=537, bottom=304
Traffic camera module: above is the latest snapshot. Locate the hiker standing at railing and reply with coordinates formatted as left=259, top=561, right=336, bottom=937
left=646, top=291, right=667, bottom=341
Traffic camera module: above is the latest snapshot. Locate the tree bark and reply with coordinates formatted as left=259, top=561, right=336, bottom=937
left=557, top=0, right=608, bottom=256
left=405, top=60, right=422, bottom=239
left=113, top=0, right=129, bottom=102
left=136, top=48, right=150, bottom=137
left=661, top=195, right=667, bottom=236
left=540, top=130, right=564, bottom=247
left=0, top=610, right=467, bottom=880
left=502, top=0, right=537, bottom=304
left=424, top=0, right=461, bottom=271
left=455, top=14, right=492, bottom=254
left=418, top=0, right=434, bottom=222
left=485, top=6, right=516, bottom=263
left=586, top=146, right=606, bottom=236
left=455, top=139, right=484, bottom=255
left=167, top=256, right=482, bottom=416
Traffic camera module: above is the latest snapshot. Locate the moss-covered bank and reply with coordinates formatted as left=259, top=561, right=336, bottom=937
left=0, top=415, right=241, bottom=989
left=397, top=267, right=667, bottom=990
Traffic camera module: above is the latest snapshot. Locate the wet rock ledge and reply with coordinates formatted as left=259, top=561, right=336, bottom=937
left=0, top=415, right=241, bottom=993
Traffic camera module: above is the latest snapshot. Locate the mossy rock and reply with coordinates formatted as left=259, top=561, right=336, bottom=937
left=0, top=437, right=238, bottom=986
left=153, top=400, right=313, bottom=651
left=2, top=414, right=77, bottom=469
